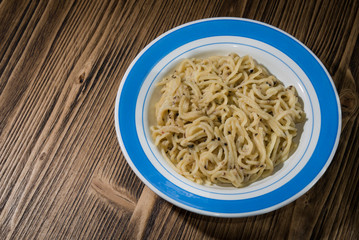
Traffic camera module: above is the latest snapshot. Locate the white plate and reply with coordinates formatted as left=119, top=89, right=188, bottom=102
left=114, top=18, right=341, bottom=217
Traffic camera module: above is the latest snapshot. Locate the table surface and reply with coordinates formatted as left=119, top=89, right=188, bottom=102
left=1, top=0, right=359, bottom=239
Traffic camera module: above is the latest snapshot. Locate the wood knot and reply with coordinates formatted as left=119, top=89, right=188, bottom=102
left=39, top=152, right=46, bottom=161
left=340, top=88, right=358, bottom=114
left=78, top=72, right=86, bottom=84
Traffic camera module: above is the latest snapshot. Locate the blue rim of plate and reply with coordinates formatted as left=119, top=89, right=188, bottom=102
left=114, top=18, right=341, bottom=217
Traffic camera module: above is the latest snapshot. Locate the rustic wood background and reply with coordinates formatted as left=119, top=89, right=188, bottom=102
left=1, top=0, right=358, bottom=239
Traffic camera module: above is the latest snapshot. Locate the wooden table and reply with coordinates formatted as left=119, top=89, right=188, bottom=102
left=1, top=0, right=358, bottom=239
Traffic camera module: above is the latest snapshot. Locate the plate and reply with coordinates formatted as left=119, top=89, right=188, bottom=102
left=114, top=18, right=341, bottom=217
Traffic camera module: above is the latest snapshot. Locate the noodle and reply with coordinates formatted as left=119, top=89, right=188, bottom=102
left=150, top=53, right=306, bottom=187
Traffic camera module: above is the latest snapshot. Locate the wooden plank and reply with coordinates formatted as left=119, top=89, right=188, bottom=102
left=0, top=0, right=143, bottom=238
left=0, top=0, right=358, bottom=239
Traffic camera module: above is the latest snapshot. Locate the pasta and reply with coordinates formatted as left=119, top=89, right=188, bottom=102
left=150, top=53, right=306, bottom=187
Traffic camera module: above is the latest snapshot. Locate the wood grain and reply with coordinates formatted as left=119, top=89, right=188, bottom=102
left=0, top=0, right=358, bottom=239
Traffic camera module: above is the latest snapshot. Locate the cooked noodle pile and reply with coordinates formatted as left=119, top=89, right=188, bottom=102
left=150, top=54, right=305, bottom=187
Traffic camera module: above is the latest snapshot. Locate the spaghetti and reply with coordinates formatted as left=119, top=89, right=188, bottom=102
left=150, top=54, right=305, bottom=187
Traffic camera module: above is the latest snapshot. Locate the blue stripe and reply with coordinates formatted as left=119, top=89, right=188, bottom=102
left=118, top=19, right=339, bottom=213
